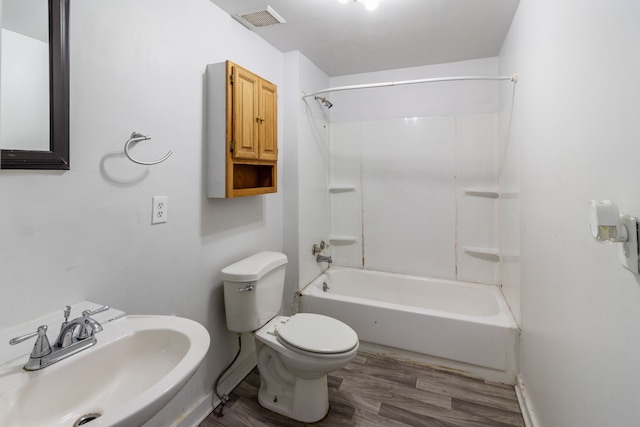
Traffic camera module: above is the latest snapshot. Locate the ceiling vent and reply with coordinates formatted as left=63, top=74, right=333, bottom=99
left=235, top=5, right=286, bottom=29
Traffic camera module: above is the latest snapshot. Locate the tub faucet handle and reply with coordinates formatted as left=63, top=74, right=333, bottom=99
left=312, top=240, right=330, bottom=255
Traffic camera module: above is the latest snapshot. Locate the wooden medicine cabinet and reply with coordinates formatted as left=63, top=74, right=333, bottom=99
left=206, top=61, right=278, bottom=198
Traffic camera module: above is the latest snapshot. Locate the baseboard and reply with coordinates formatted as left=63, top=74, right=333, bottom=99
left=515, top=374, right=540, bottom=427
left=170, top=393, right=215, bottom=427
left=172, top=352, right=257, bottom=427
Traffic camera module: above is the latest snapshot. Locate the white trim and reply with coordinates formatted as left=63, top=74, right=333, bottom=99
left=515, top=374, right=540, bottom=427
left=169, top=393, right=214, bottom=427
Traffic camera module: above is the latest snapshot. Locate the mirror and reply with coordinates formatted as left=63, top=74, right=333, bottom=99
left=0, top=0, right=69, bottom=170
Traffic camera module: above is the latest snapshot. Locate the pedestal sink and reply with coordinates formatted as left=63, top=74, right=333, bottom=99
left=0, top=315, right=210, bottom=427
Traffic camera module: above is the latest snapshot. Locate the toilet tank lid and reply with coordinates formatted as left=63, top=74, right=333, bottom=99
left=221, top=252, right=288, bottom=282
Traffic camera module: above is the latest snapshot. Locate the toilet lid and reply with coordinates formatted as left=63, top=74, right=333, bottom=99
left=276, top=313, right=358, bottom=354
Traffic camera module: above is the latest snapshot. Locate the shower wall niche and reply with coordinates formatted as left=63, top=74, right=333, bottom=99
left=329, top=113, right=501, bottom=286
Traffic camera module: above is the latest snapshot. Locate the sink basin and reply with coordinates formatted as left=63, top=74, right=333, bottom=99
left=0, top=315, right=210, bottom=427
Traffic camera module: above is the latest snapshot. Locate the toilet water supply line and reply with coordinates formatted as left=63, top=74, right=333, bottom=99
left=301, top=73, right=518, bottom=100
left=213, top=333, right=242, bottom=417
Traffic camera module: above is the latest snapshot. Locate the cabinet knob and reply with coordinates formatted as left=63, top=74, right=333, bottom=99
left=257, top=115, right=265, bottom=123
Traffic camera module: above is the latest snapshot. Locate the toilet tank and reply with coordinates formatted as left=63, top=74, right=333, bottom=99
left=221, top=252, right=288, bottom=333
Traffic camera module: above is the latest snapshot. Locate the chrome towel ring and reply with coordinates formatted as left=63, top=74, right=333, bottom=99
left=124, top=132, right=173, bottom=165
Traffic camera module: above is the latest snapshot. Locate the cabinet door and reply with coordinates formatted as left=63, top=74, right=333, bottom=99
left=258, top=79, right=278, bottom=161
left=231, top=65, right=259, bottom=160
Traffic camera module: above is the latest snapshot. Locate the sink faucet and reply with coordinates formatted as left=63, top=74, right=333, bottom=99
left=55, top=309, right=105, bottom=348
left=316, top=254, right=332, bottom=263
left=9, top=305, right=110, bottom=371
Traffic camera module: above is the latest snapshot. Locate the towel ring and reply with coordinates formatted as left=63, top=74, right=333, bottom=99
left=124, top=132, right=173, bottom=165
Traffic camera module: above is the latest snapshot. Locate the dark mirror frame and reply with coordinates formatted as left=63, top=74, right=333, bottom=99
left=1, top=0, right=69, bottom=170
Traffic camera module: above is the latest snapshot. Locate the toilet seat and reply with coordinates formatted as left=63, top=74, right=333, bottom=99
left=275, top=313, right=358, bottom=355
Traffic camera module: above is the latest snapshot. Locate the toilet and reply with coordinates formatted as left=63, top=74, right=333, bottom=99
left=222, top=252, right=359, bottom=423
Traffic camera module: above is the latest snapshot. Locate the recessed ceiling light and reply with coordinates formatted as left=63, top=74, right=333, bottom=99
left=339, top=0, right=379, bottom=11
left=360, top=0, right=379, bottom=10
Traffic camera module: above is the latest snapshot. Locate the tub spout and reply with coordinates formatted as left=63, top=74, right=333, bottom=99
left=316, top=254, right=332, bottom=263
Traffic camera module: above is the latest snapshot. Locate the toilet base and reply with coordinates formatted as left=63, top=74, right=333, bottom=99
left=257, top=374, right=329, bottom=423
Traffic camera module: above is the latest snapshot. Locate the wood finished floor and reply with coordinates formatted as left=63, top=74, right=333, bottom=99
left=199, top=353, right=525, bottom=427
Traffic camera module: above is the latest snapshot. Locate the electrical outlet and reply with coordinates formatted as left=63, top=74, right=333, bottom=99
left=152, top=196, right=168, bottom=224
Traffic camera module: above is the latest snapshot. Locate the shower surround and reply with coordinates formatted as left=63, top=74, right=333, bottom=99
left=329, top=112, right=502, bottom=287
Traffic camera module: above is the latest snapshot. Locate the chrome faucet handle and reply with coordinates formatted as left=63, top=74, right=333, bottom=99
left=312, top=240, right=330, bottom=256
left=76, top=318, right=103, bottom=339
left=81, top=305, right=110, bottom=317
left=9, top=325, right=52, bottom=358
left=9, top=327, right=43, bottom=345
left=76, top=306, right=109, bottom=339
left=312, top=243, right=321, bottom=255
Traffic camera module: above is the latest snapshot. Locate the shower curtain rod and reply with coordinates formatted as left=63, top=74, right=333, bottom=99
left=301, top=74, right=518, bottom=99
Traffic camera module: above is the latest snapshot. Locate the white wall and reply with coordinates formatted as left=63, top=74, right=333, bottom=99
left=0, top=0, right=284, bottom=425
left=328, top=59, right=505, bottom=285
left=282, top=51, right=332, bottom=309
left=329, top=57, right=500, bottom=123
left=499, top=0, right=640, bottom=425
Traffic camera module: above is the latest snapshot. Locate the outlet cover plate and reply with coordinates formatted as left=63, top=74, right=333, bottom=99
left=152, top=196, right=168, bottom=224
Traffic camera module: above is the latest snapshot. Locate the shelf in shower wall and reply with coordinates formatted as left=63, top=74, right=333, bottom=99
left=462, top=246, right=501, bottom=262
left=463, top=188, right=500, bottom=199
left=329, top=185, right=357, bottom=193
left=500, top=190, right=519, bottom=199
left=329, top=235, right=358, bottom=244
left=500, top=249, right=520, bottom=262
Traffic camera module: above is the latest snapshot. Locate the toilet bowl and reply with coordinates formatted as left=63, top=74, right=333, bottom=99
left=221, top=252, right=359, bottom=423
left=254, top=314, right=358, bottom=422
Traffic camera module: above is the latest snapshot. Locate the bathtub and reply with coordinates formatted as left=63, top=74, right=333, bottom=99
left=299, top=267, right=519, bottom=383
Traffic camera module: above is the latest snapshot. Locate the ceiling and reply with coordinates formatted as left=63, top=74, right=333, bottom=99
left=208, top=0, right=520, bottom=77
left=2, top=0, right=49, bottom=42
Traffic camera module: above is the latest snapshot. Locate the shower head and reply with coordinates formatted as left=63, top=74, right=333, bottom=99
left=314, top=96, right=333, bottom=109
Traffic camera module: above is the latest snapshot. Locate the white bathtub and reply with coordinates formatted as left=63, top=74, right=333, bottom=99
left=299, top=267, right=519, bottom=383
